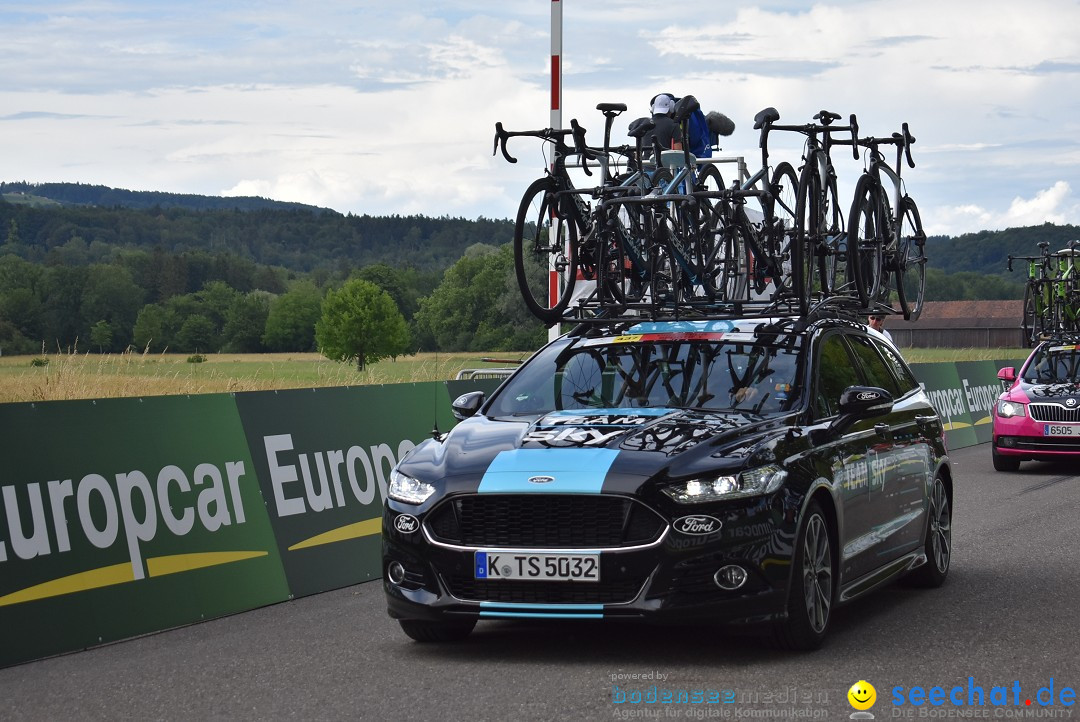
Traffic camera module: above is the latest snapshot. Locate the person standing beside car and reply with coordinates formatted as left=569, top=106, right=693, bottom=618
left=867, top=314, right=894, bottom=345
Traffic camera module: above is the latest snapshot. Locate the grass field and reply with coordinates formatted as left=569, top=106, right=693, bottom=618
left=0, top=350, right=532, bottom=404
left=0, top=346, right=1027, bottom=404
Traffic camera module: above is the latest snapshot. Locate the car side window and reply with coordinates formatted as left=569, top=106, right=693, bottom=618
left=815, top=334, right=860, bottom=419
left=874, top=339, right=919, bottom=395
left=846, top=334, right=902, bottom=397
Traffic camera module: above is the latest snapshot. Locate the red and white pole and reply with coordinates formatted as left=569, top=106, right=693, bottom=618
left=548, top=0, right=562, bottom=342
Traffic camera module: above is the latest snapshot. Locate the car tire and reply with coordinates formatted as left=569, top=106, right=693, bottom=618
left=992, top=446, right=1021, bottom=472
left=398, top=618, right=477, bottom=643
left=773, top=501, right=833, bottom=651
left=905, top=474, right=952, bottom=588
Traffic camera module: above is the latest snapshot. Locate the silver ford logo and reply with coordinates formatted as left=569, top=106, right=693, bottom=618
left=394, top=514, right=419, bottom=533
left=673, top=515, right=723, bottom=536
left=856, top=391, right=879, bottom=401
left=528, top=475, right=555, bottom=484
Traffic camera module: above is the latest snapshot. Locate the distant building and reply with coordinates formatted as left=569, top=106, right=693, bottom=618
left=888, top=300, right=1025, bottom=348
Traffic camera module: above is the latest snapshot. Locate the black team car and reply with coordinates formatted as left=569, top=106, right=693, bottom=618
left=382, top=314, right=953, bottom=649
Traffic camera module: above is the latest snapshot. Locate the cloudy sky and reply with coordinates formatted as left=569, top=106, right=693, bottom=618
left=2, top=1, right=1080, bottom=237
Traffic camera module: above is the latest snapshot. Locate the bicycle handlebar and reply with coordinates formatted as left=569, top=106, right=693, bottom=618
left=569, top=118, right=594, bottom=177
left=492, top=121, right=576, bottom=164
left=854, top=122, right=916, bottom=168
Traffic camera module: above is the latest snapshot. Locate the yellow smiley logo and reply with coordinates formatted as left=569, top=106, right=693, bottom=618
left=848, top=680, right=876, bottom=710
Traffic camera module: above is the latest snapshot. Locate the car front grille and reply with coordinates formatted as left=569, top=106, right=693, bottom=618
left=1012, top=436, right=1080, bottom=451
left=443, top=574, right=646, bottom=604
left=1029, top=403, right=1080, bottom=423
left=425, top=494, right=666, bottom=549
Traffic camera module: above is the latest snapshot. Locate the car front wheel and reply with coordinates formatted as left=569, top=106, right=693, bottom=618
left=773, top=501, right=833, bottom=651
left=906, top=474, right=952, bottom=588
left=992, top=445, right=1021, bottom=472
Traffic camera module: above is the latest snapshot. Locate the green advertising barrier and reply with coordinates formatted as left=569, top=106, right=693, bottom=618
left=233, top=383, right=459, bottom=598
left=0, top=395, right=290, bottom=668
left=909, top=358, right=1025, bottom=451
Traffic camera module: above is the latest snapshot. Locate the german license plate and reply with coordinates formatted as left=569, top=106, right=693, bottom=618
left=474, top=551, right=600, bottom=582
left=1044, top=424, right=1080, bottom=436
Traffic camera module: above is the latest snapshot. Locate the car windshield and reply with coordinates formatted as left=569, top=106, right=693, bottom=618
left=1022, top=343, right=1080, bottom=384
left=487, top=330, right=803, bottom=418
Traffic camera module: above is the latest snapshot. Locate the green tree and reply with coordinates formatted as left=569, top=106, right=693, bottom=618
left=222, top=292, right=271, bottom=353
left=262, top=281, right=323, bottom=352
left=82, top=264, right=145, bottom=352
left=176, top=314, right=216, bottom=353
left=413, top=243, right=544, bottom=352
left=89, top=320, right=113, bottom=353
left=315, top=279, right=410, bottom=370
left=133, top=304, right=169, bottom=352
left=354, top=263, right=426, bottom=321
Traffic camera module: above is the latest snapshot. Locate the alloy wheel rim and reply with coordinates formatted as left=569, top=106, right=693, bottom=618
left=929, top=480, right=952, bottom=572
left=802, top=514, right=832, bottom=634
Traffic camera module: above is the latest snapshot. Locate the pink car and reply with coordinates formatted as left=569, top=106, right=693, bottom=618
left=992, top=340, right=1080, bottom=471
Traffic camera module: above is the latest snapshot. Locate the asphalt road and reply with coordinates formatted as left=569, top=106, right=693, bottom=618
left=2, top=444, right=1078, bottom=721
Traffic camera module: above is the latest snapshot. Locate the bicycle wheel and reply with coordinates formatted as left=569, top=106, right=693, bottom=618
left=513, top=177, right=579, bottom=325
left=846, top=174, right=885, bottom=308
left=894, top=196, right=927, bottom=321
left=650, top=217, right=688, bottom=312
left=1021, top=284, right=1036, bottom=346
left=793, top=160, right=822, bottom=313
left=821, top=175, right=847, bottom=296
left=696, top=163, right=725, bottom=194
left=771, top=162, right=799, bottom=231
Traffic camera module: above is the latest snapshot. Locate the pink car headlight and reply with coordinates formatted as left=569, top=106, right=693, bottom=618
left=996, top=400, right=1026, bottom=418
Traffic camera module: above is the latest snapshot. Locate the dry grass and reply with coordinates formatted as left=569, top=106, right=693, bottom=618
left=0, top=345, right=1026, bottom=405
left=0, top=349, right=529, bottom=404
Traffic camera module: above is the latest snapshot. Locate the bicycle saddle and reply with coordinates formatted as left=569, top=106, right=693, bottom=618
left=754, top=107, right=780, bottom=129
left=673, top=95, right=700, bottom=122
left=814, top=110, right=842, bottom=124
left=627, top=117, right=656, bottom=138
left=597, top=102, right=627, bottom=114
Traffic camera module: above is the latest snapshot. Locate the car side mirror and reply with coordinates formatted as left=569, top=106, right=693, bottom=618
left=997, top=366, right=1016, bottom=391
left=837, top=386, right=894, bottom=417
left=827, top=386, right=894, bottom=436
left=451, top=391, right=485, bottom=421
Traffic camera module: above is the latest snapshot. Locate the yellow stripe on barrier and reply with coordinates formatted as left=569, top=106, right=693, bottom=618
left=288, top=518, right=382, bottom=551
left=941, top=421, right=972, bottom=431
left=147, top=551, right=268, bottom=577
left=0, top=563, right=135, bottom=607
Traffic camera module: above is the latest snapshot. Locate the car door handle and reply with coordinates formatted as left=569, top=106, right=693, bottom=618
left=915, top=415, right=937, bottom=428
left=874, top=423, right=890, bottom=437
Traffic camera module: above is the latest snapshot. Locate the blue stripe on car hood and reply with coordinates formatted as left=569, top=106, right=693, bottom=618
left=478, top=448, right=618, bottom=493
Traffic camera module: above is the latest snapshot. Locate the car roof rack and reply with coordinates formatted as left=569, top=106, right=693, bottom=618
left=1041, top=331, right=1080, bottom=346
left=560, top=291, right=888, bottom=330
left=561, top=291, right=889, bottom=324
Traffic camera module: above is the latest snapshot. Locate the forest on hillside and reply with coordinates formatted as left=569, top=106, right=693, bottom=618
left=0, top=182, right=1069, bottom=357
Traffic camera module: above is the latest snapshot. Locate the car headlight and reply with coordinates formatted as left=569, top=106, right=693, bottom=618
left=388, top=469, right=436, bottom=504
left=662, top=464, right=787, bottom=503
left=996, top=400, right=1026, bottom=418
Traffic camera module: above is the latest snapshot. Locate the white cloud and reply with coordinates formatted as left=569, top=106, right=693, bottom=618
left=931, top=182, right=1080, bottom=236
left=3, top=1, right=1080, bottom=236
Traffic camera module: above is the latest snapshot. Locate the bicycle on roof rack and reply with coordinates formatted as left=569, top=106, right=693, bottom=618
left=777, top=110, right=859, bottom=309
left=1009, top=240, right=1080, bottom=345
left=581, top=95, right=737, bottom=318
left=847, top=122, right=927, bottom=320
left=495, top=103, right=927, bottom=327
left=495, top=103, right=671, bottom=325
